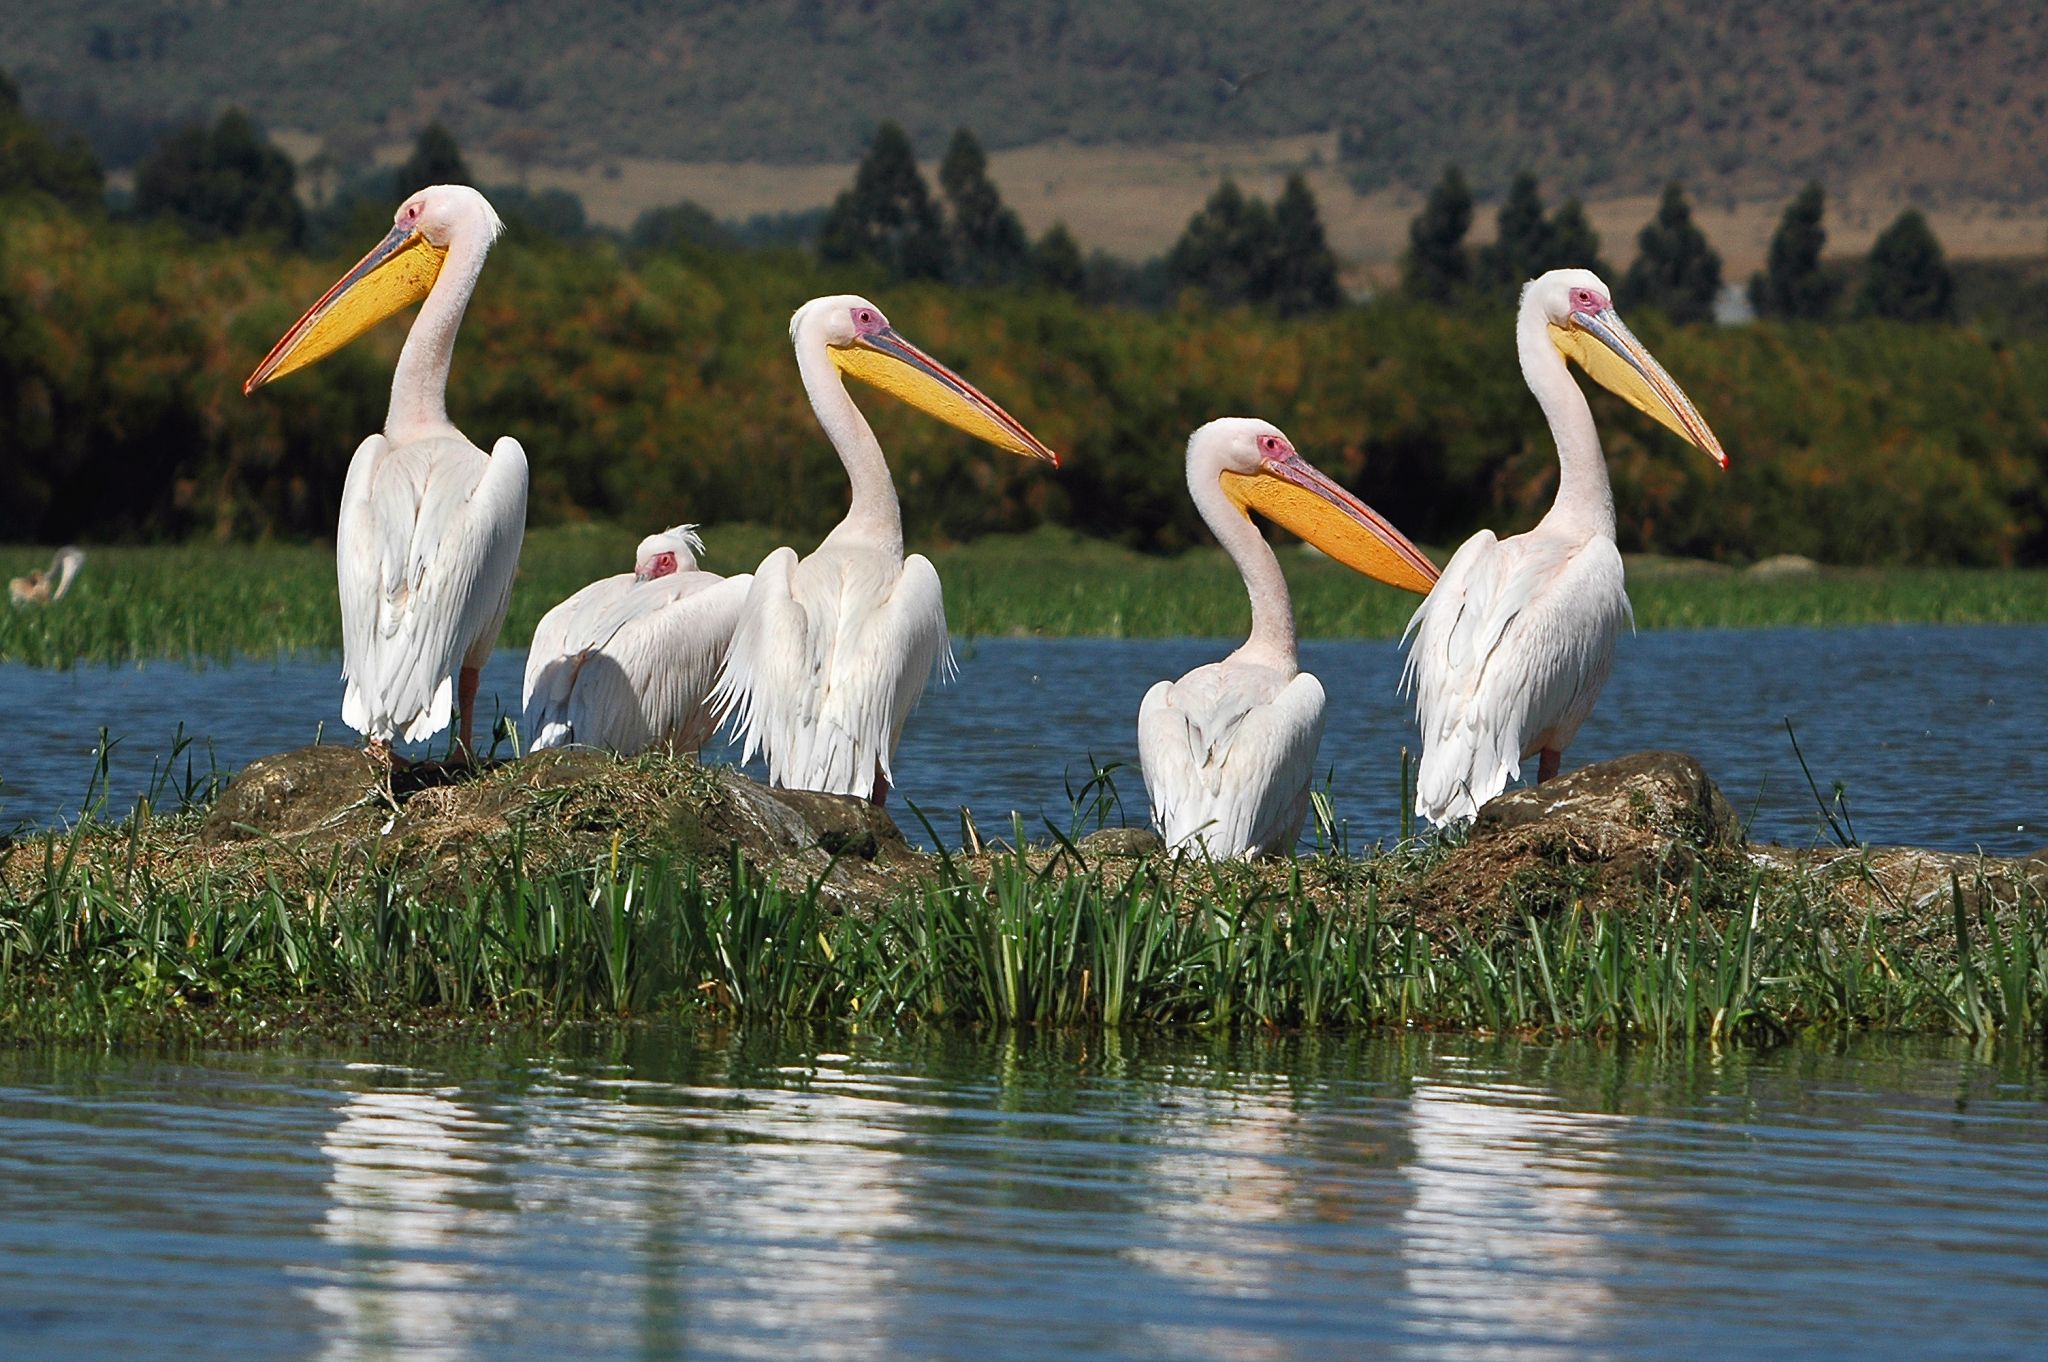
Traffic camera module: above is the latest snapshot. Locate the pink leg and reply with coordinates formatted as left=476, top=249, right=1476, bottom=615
left=1538, top=748, right=1561, bottom=783
left=457, top=665, right=481, bottom=762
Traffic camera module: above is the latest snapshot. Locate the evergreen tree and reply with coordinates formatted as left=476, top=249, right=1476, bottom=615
left=1620, top=182, right=1722, bottom=323
left=1542, top=197, right=1610, bottom=277
left=0, top=71, right=103, bottom=207
left=817, top=121, right=948, bottom=280
left=1166, top=178, right=1279, bottom=306
left=1032, top=222, right=1084, bottom=294
left=394, top=122, right=469, bottom=196
left=133, top=109, right=303, bottom=243
left=1856, top=208, right=1954, bottom=322
left=1477, top=172, right=1550, bottom=288
left=1402, top=165, right=1472, bottom=302
left=1268, top=173, right=1342, bottom=315
left=1750, top=182, right=1837, bottom=320
left=939, top=128, right=1028, bottom=284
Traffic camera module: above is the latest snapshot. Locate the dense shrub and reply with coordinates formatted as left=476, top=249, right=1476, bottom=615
left=0, top=205, right=2043, bottom=566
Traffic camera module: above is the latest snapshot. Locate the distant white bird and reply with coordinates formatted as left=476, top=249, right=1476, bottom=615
left=713, top=295, right=1057, bottom=803
left=1403, top=268, right=1727, bottom=824
left=521, top=525, right=752, bottom=754
left=8, top=546, right=84, bottom=606
left=246, top=184, right=526, bottom=762
left=1140, top=419, right=1438, bottom=857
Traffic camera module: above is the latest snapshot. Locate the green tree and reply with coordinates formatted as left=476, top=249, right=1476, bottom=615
left=1620, top=182, right=1722, bottom=323
left=1477, top=172, right=1550, bottom=289
left=394, top=122, right=469, bottom=197
left=133, top=109, right=303, bottom=243
left=1542, top=197, right=1610, bottom=277
left=630, top=200, right=735, bottom=255
left=1856, top=207, right=1954, bottom=322
left=1268, top=173, right=1342, bottom=315
left=0, top=71, right=103, bottom=207
left=1750, top=182, right=1837, bottom=320
left=1166, top=178, right=1279, bottom=306
left=1033, top=222, right=1084, bottom=294
left=818, top=121, right=948, bottom=280
left=939, top=127, right=1028, bottom=284
left=1402, top=165, right=1472, bottom=303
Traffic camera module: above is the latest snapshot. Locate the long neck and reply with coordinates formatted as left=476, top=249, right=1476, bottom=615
left=1192, top=471, right=1297, bottom=671
left=385, top=230, right=489, bottom=446
left=1518, top=302, right=1615, bottom=541
left=797, top=333, right=903, bottom=556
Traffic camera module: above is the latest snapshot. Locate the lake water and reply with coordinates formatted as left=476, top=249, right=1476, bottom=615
left=1, top=1028, right=2043, bottom=1361
left=1, top=625, right=2042, bottom=855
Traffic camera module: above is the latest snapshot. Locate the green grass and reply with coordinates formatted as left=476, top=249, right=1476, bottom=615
left=3, top=805, right=2044, bottom=1046
left=2, top=526, right=2045, bottom=667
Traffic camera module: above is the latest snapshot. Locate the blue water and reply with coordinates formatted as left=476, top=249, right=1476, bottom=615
left=2, top=625, right=2042, bottom=854
left=0, top=1029, right=2043, bottom=1361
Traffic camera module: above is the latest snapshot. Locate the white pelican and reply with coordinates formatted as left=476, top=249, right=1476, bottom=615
left=8, top=546, right=84, bottom=606
left=712, top=295, right=1057, bottom=803
left=1402, top=268, right=1727, bottom=824
left=521, top=525, right=752, bottom=754
left=245, top=185, right=526, bottom=761
left=1140, top=419, right=1439, bottom=858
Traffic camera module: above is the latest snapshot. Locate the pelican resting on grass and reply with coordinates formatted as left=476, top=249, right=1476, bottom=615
left=1140, top=419, right=1439, bottom=858
left=9, top=546, right=85, bottom=606
left=521, top=525, right=752, bottom=754
left=245, top=184, right=526, bottom=763
left=712, top=295, right=1058, bottom=803
left=1403, top=268, right=1727, bottom=825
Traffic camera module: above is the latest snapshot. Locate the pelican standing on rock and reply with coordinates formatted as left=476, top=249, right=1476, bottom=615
left=245, top=185, right=526, bottom=761
left=522, top=525, right=752, bottom=754
left=712, top=295, right=1058, bottom=803
left=1140, top=419, right=1439, bottom=858
left=9, top=546, right=85, bottom=606
left=1402, top=268, right=1727, bottom=824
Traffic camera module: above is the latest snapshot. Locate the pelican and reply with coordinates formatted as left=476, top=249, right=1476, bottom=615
left=521, top=525, right=752, bottom=754
left=245, top=184, right=526, bottom=761
left=712, top=295, right=1057, bottom=802
left=1402, top=268, right=1727, bottom=824
left=1139, top=419, right=1439, bottom=858
left=8, top=546, right=84, bottom=606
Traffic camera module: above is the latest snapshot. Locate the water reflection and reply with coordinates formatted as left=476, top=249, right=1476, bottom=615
left=1, top=1033, right=2045, bottom=1361
left=1398, top=1068, right=1626, bottom=1360
left=306, top=1083, right=518, bottom=1362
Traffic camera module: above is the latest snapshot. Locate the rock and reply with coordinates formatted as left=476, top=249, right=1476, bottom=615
left=200, top=745, right=382, bottom=844
left=1078, top=827, right=1165, bottom=858
left=1412, top=752, right=1741, bottom=922
left=1746, top=553, right=1821, bottom=577
left=1472, top=750, right=1741, bottom=853
left=763, top=788, right=912, bottom=862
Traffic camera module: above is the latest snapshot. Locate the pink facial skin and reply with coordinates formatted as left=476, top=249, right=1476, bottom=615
left=1569, top=285, right=1611, bottom=314
left=635, top=551, right=680, bottom=583
left=1256, top=432, right=1295, bottom=461
left=851, top=304, right=887, bottom=335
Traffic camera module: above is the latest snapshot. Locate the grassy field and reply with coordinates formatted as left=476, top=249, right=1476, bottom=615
left=1, top=526, right=2045, bottom=668
left=4, top=802, right=2042, bottom=1045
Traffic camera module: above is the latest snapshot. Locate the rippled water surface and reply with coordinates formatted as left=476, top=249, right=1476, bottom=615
left=1, top=1030, right=2043, bottom=1361
left=2, top=625, right=2043, bottom=853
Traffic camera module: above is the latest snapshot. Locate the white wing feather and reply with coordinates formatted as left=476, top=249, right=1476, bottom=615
left=1402, top=528, right=1630, bottom=824
left=1139, top=660, right=1326, bottom=858
left=337, top=433, right=528, bottom=743
left=522, top=570, right=752, bottom=753
left=713, top=545, right=949, bottom=799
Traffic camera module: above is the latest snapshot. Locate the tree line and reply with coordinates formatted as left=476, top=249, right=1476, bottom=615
left=1403, top=165, right=1962, bottom=325
left=0, top=86, right=2044, bottom=567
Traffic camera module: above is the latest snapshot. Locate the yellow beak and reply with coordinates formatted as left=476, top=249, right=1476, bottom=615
left=244, top=223, right=448, bottom=392
left=1550, top=308, right=1728, bottom=468
left=1222, top=454, right=1439, bottom=595
left=830, top=328, right=1059, bottom=466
